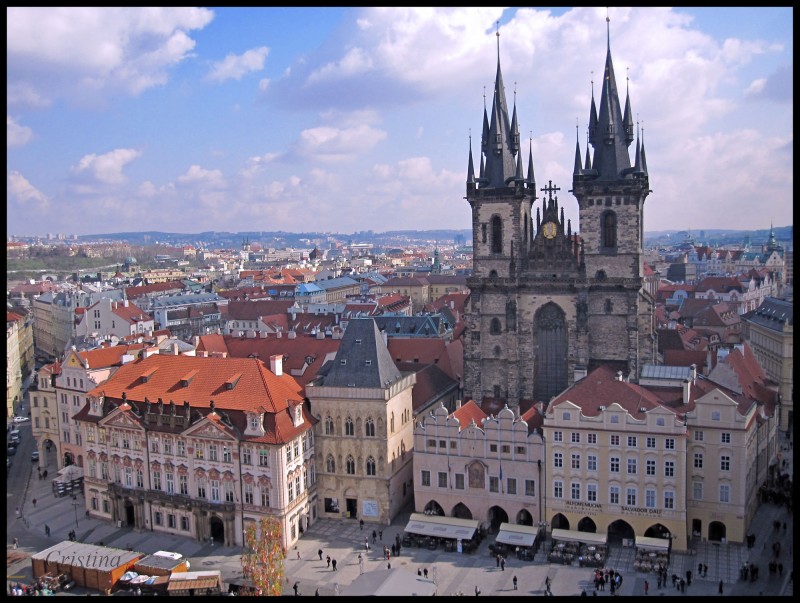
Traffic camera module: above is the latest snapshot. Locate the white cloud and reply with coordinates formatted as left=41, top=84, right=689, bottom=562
left=177, top=164, right=226, bottom=188
left=7, top=7, right=214, bottom=105
left=7, top=170, right=49, bottom=207
left=296, top=124, right=387, bottom=162
left=307, top=47, right=374, bottom=83
left=206, top=46, right=270, bottom=83
left=72, top=148, right=142, bottom=184
left=7, top=116, right=33, bottom=147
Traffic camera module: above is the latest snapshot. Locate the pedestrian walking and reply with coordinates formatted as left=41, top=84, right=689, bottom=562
left=718, top=580, right=723, bottom=595
left=644, top=580, right=649, bottom=595
left=318, top=548, right=323, bottom=561
left=326, top=555, right=331, bottom=568
left=315, top=588, right=320, bottom=596
left=293, top=582, right=299, bottom=596
left=15, top=507, right=20, bottom=518
left=703, top=564, right=708, bottom=577
left=500, top=557, right=505, bottom=571
left=418, top=568, right=422, bottom=576
left=32, top=498, right=36, bottom=507
left=379, top=530, right=383, bottom=539
left=779, top=562, right=784, bottom=577
left=496, top=553, right=500, bottom=567
left=387, top=561, right=391, bottom=569
left=513, top=575, right=518, bottom=590
left=372, top=529, right=377, bottom=543
left=44, top=525, right=50, bottom=537
left=424, top=568, right=428, bottom=579
left=332, top=559, right=337, bottom=571
left=360, top=518, right=364, bottom=530
left=686, top=570, right=692, bottom=586
left=475, top=585, right=480, bottom=596
left=13, top=537, right=19, bottom=549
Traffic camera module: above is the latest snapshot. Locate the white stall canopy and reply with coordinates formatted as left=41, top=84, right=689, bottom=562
left=635, top=536, right=670, bottom=551
left=495, top=523, right=538, bottom=547
left=404, top=513, right=478, bottom=540
left=551, top=528, right=607, bottom=545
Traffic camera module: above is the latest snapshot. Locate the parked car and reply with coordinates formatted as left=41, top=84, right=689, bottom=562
left=31, top=451, right=39, bottom=462
left=13, top=416, right=30, bottom=423
left=7, top=445, right=17, bottom=456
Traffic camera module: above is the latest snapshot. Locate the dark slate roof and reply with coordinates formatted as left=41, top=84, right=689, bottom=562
left=745, top=297, right=793, bottom=332
left=321, top=318, right=402, bottom=388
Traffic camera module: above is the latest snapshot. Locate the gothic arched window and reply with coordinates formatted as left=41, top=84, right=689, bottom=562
left=491, top=215, right=503, bottom=253
left=490, top=317, right=502, bottom=335
left=325, top=416, right=334, bottom=435
left=326, top=455, right=336, bottom=473
left=365, top=418, right=375, bottom=437
left=345, top=416, right=354, bottom=436
left=366, top=456, right=376, bottom=476
left=602, top=211, right=617, bottom=248
left=346, top=455, right=355, bottom=475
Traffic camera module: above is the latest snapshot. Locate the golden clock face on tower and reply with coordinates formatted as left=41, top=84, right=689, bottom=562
left=542, top=221, right=557, bottom=239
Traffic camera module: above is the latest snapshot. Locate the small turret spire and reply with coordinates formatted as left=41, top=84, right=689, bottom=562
left=573, top=119, right=584, bottom=177
left=467, top=132, right=476, bottom=185
left=526, top=135, right=536, bottom=190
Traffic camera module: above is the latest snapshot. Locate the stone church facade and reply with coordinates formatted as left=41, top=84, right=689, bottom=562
left=463, top=28, right=657, bottom=409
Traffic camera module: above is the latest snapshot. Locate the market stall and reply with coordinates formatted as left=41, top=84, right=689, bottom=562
left=549, top=529, right=607, bottom=566
left=493, top=523, right=540, bottom=561
left=166, top=570, right=222, bottom=596
left=403, top=513, right=480, bottom=553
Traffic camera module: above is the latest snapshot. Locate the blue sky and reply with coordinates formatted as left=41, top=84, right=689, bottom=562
left=7, top=7, right=793, bottom=237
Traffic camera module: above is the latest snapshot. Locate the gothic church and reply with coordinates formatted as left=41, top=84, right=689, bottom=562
left=463, top=22, right=657, bottom=409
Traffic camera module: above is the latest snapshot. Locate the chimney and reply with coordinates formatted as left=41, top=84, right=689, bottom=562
left=124, top=299, right=129, bottom=307
left=682, top=379, right=691, bottom=405
left=616, top=371, right=624, bottom=382
left=270, top=354, right=283, bottom=376
left=456, top=399, right=462, bottom=409
left=690, top=363, right=697, bottom=384
left=172, top=342, right=179, bottom=355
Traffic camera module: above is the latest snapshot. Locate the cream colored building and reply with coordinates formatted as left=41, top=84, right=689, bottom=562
left=72, top=353, right=317, bottom=549
left=306, top=318, right=416, bottom=525
left=30, top=363, right=60, bottom=468
left=413, top=401, right=545, bottom=530
left=6, top=314, right=23, bottom=417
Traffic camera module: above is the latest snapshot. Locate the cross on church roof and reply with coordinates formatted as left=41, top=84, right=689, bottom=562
left=540, top=180, right=561, bottom=201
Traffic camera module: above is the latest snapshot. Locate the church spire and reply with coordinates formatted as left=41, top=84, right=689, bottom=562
left=573, top=121, right=584, bottom=177
left=526, top=137, right=536, bottom=190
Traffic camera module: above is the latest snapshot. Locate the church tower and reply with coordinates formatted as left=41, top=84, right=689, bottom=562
left=571, top=16, right=656, bottom=379
left=463, top=17, right=655, bottom=410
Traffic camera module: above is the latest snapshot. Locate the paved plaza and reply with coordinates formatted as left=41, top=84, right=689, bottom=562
left=7, top=432, right=793, bottom=596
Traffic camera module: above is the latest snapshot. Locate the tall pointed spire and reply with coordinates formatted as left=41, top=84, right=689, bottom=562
left=573, top=121, right=584, bottom=177
left=623, top=67, right=634, bottom=145
left=526, top=137, right=536, bottom=190
left=640, top=123, right=648, bottom=175
left=467, top=133, right=476, bottom=185
left=588, top=74, right=598, bottom=146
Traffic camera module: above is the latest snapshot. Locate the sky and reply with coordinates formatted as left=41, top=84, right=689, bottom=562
left=6, top=7, right=794, bottom=237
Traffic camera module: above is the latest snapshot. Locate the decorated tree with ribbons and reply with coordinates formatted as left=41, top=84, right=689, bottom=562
left=240, top=515, right=285, bottom=596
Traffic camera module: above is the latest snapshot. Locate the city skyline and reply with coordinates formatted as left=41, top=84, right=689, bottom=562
left=7, top=7, right=793, bottom=237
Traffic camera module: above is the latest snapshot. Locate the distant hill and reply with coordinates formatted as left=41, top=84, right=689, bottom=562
left=644, top=226, right=792, bottom=248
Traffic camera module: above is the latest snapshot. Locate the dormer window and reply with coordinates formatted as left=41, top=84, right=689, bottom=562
left=293, top=405, right=303, bottom=427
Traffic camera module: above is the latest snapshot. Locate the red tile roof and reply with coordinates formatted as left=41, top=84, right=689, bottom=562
left=450, top=399, right=487, bottom=430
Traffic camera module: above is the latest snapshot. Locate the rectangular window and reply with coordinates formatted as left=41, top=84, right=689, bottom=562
left=225, top=482, right=235, bottom=502
left=242, top=448, right=252, bottom=465
left=211, top=480, right=220, bottom=502
left=587, top=484, right=597, bottom=502
left=525, top=479, right=535, bottom=496
left=501, top=444, right=510, bottom=454
left=244, top=483, right=254, bottom=504
left=163, top=439, right=172, bottom=455
left=553, top=481, right=563, bottom=499
left=515, top=445, right=526, bottom=455
left=421, top=471, right=431, bottom=487
left=571, top=454, right=580, bottom=470
left=721, top=432, right=731, bottom=444
left=665, top=438, right=675, bottom=450
left=626, top=488, right=637, bottom=506
left=646, top=437, right=656, bottom=449
left=180, top=475, right=188, bottom=495
left=507, top=478, right=516, bottom=495
left=627, top=436, right=637, bottom=447
left=554, top=452, right=563, bottom=468
left=261, top=489, right=270, bottom=507
left=587, top=433, right=597, bottom=444
left=610, top=457, right=620, bottom=473
left=664, top=491, right=675, bottom=509
left=259, top=450, right=269, bottom=467
left=694, top=453, right=703, bottom=469
left=166, top=472, right=174, bottom=494
left=609, top=486, right=620, bottom=505
left=553, top=431, right=563, bottom=442
left=181, top=516, right=190, bottom=531
left=195, top=445, right=204, bottom=460
left=571, top=432, right=581, bottom=443
left=646, top=459, right=656, bottom=475
left=720, top=456, right=730, bottom=471
left=664, top=461, right=675, bottom=477
left=693, top=481, right=703, bottom=500
left=125, top=467, right=132, bottom=487
left=168, top=514, right=176, bottom=529
left=197, top=479, right=206, bottom=498
left=719, top=484, right=730, bottom=503
left=223, top=447, right=232, bottom=463
left=489, top=477, right=499, bottom=493
left=489, top=444, right=497, bottom=452
left=154, top=511, right=162, bottom=526
left=627, top=458, right=637, bottom=474
left=455, top=474, right=465, bottom=490
left=587, top=455, right=597, bottom=471
left=177, top=440, right=185, bottom=456
left=209, top=444, right=218, bottom=462
left=286, top=446, right=292, bottom=463
left=610, top=434, right=620, bottom=446
left=645, top=489, right=656, bottom=508
left=694, top=430, right=704, bottom=441
left=151, top=439, right=159, bottom=453
left=571, top=482, right=581, bottom=500
left=438, top=472, right=448, bottom=488
left=136, top=470, right=144, bottom=488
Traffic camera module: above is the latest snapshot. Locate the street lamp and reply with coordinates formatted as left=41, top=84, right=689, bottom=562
left=71, top=495, right=80, bottom=530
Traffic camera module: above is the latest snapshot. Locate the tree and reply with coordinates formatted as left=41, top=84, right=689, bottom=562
left=240, top=515, right=285, bottom=596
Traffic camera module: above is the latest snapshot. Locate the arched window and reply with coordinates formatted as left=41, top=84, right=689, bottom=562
left=326, top=455, right=336, bottom=473
left=365, top=418, right=375, bottom=437
left=346, top=455, right=355, bottom=475
left=390, top=412, right=395, bottom=434
left=491, top=215, right=503, bottom=253
left=325, top=416, right=334, bottom=435
left=366, top=456, right=376, bottom=476
left=490, top=317, right=502, bottom=335
left=345, top=416, right=354, bottom=436
left=602, top=211, right=617, bottom=248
